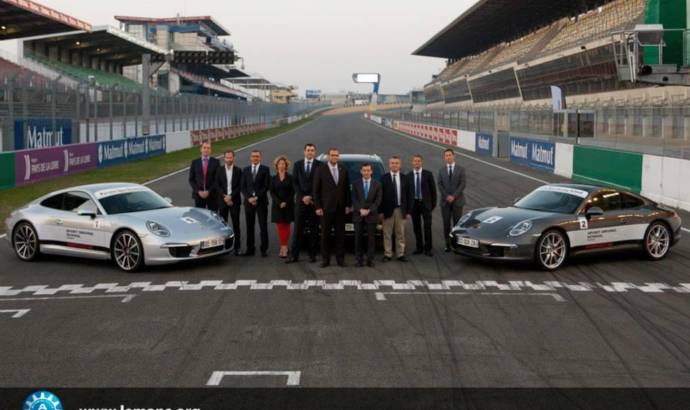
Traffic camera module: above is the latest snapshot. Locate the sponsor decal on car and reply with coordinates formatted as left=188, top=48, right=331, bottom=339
left=537, top=185, right=589, bottom=198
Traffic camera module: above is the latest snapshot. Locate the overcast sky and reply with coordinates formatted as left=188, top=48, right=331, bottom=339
left=28, top=0, right=473, bottom=95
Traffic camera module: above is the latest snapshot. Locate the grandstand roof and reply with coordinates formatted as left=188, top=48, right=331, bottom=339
left=25, top=25, right=168, bottom=66
left=114, top=15, right=230, bottom=36
left=225, top=77, right=279, bottom=90
left=413, top=0, right=614, bottom=59
left=0, top=0, right=91, bottom=40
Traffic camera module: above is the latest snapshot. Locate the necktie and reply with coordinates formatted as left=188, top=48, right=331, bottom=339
left=306, top=161, right=311, bottom=175
left=393, top=174, right=399, bottom=207
left=202, top=157, right=208, bottom=188
left=448, top=165, right=453, bottom=180
left=415, top=172, right=421, bottom=199
left=252, top=165, right=257, bottom=180
left=364, top=180, right=369, bottom=198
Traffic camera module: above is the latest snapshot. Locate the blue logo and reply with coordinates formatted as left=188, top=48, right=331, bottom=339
left=23, top=391, right=63, bottom=410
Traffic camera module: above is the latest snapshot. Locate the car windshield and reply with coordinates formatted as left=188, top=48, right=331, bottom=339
left=99, top=190, right=172, bottom=215
left=514, top=188, right=585, bottom=214
left=343, top=160, right=385, bottom=183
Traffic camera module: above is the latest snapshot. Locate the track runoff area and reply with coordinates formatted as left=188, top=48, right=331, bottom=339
left=2, top=113, right=690, bottom=403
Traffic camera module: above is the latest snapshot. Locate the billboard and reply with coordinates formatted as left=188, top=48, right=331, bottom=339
left=475, top=132, right=493, bottom=156
left=14, top=118, right=72, bottom=150
left=305, top=89, right=322, bottom=99
left=352, top=73, right=381, bottom=84
left=510, top=137, right=555, bottom=173
left=0, top=152, right=16, bottom=191
left=96, top=135, right=166, bottom=168
left=15, top=143, right=97, bottom=186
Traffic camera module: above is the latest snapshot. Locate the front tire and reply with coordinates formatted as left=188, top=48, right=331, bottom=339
left=535, top=229, right=568, bottom=271
left=12, top=222, right=40, bottom=261
left=643, top=221, right=671, bottom=261
left=112, top=230, right=145, bottom=272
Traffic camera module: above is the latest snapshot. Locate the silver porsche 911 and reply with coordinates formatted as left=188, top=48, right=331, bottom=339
left=451, top=183, right=682, bottom=270
left=4, top=183, right=234, bottom=272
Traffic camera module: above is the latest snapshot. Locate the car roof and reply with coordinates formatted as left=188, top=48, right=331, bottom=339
left=547, top=183, right=603, bottom=194
left=62, top=182, right=145, bottom=195
left=316, top=154, right=383, bottom=163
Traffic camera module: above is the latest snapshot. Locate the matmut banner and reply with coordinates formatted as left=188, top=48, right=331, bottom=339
left=395, top=121, right=458, bottom=146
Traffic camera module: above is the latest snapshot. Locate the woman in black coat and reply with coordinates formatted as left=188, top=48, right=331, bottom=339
left=270, top=156, right=295, bottom=258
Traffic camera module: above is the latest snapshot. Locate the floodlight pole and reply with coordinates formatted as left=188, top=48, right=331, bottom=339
left=142, top=53, right=151, bottom=136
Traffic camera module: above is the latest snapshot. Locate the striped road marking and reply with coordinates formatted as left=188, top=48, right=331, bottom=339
left=207, top=371, right=301, bottom=387
left=375, top=291, right=567, bottom=302
left=0, top=280, right=689, bottom=298
left=0, top=308, right=30, bottom=319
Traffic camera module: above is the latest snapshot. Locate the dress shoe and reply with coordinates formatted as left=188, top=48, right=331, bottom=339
left=337, top=260, right=346, bottom=267
left=367, top=260, right=375, bottom=268
left=320, top=261, right=330, bottom=268
left=413, top=249, right=424, bottom=255
left=382, top=256, right=392, bottom=262
left=261, top=251, right=268, bottom=257
left=397, top=256, right=409, bottom=262
left=240, top=251, right=255, bottom=257
left=234, top=250, right=241, bottom=256
left=309, top=256, right=317, bottom=263
left=285, top=257, right=298, bottom=264
left=356, top=260, right=364, bottom=267
left=444, top=246, right=451, bottom=253
left=424, top=250, right=434, bottom=257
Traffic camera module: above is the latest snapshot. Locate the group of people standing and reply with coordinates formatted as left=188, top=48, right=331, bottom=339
left=188, top=141, right=466, bottom=267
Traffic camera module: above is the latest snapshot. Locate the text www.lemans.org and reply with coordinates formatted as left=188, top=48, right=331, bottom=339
left=79, top=406, right=199, bottom=410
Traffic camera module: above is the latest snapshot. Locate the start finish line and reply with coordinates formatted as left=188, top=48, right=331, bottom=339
left=1, top=280, right=689, bottom=297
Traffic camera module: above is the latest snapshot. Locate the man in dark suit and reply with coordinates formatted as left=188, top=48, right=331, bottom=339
left=240, top=149, right=271, bottom=257
left=215, top=149, right=243, bottom=256
left=380, top=156, right=409, bottom=262
left=352, top=163, right=382, bottom=267
left=313, top=147, right=351, bottom=267
left=438, top=149, right=467, bottom=252
left=406, top=154, right=437, bottom=257
left=188, top=141, right=221, bottom=210
left=286, top=143, right=322, bottom=264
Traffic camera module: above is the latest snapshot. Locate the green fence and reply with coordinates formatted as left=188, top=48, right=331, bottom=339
left=573, top=146, right=643, bottom=192
left=0, top=152, right=15, bottom=191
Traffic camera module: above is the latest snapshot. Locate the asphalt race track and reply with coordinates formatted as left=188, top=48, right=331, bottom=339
left=2, top=113, right=690, bottom=388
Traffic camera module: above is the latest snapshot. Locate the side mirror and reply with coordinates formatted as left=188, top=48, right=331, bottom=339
left=164, top=197, right=173, bottom=204
left=586, top=206, right=604, bottom=219
left=77, top=209, right=97, bottom=219
left=513, top=197, right=521, bottom=204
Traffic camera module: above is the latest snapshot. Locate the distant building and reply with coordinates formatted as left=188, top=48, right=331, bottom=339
left=271, top=86, right=298, bottom=104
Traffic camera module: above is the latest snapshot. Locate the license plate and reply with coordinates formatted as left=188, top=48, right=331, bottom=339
left=201, top=237, right=225, bottom=249
left=457, top=237, right=479, bottom=248
left=345, top=223, right=355, bottom=232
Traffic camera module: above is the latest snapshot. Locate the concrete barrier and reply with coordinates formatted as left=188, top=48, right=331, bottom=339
left=642, top=155, right=690, bottom=211
left=165, top=131, right=192, bottom=153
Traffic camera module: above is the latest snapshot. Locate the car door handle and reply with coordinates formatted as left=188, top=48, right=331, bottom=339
left=55, top=218, right=64, bottom=225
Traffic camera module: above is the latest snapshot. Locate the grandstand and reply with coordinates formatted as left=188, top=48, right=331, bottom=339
left=411, top=0, right=690, bottom=151
left=0, top=0, right=91, bottom=39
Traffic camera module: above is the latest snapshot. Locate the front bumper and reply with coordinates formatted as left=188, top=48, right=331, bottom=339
left=143, top=233, right=235, bottom=265
left=450, top=230, right=536, bottom=261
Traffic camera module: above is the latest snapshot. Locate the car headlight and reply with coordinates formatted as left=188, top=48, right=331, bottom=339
left=146, top=221, right=170, bottom=237
left=456, top=212, right=472, bottom=227
left=509, top=220, right=533, bottom=237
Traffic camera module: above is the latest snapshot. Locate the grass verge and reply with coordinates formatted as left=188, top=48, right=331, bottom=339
left=0, top=115, right=317, bottom=234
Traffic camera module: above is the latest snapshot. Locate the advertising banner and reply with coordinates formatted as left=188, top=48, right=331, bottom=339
left=510, top=136, right=555, bottom=173
left=0, top=152, right=16, bottom=190
left=15, top=143, right=97, bottom=186
left=475, top=132, right=493, bottom=156
left=97, top=135, right=167, bottom=168
left=573, top=145, right=642, bottom=192
left=14, top=118, right=73, bottom=150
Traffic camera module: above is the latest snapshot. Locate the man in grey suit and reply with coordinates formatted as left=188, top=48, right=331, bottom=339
left=438, top=148, right=467, bottom=252
left=352, top=163, right=382, bottom=267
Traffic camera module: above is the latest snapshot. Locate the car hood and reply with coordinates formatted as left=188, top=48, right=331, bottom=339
left=459, top=207, right=550, bottom=235
left=121, top=207, right=226, bottom=235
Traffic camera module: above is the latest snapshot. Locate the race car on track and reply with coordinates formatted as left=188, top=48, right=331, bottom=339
left=5, top=183, right=234, bottom=272
left=450, top=183, right=682, bottom=270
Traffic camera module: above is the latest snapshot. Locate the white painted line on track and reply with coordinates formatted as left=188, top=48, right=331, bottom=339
left=682, top=227, right=690, bottom=234
left=367, top=120, right=550, bottom=185
left=0, top=234, right=6, bottom=239
left=0, top=308, right=30, bottom=318
left=207, top=371, right=301, bottom=387
left=0, top=294, right=136, bottom=303
left=144, top=115, right=319, bottom=186
left=375, top=291, right=566, bottom=302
